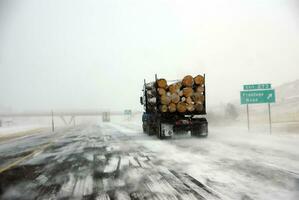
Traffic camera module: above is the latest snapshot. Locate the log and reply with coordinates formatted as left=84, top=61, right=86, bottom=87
left=157, top=88, right=166, bottom=96
left=160, top=95, right=171, bottom=105
left=168, top=103, right=177, bottom=113
left=160, top=105, right=168, bottom=112
left=186, top=104, right=195, bottom=112
left=178, top=90, right=183, bottom=97
left=186, top=96, right=193, bottom=104
left=176, top=82, right=182, bottom=90
left=194, top=75, right=204, bottom=85
left=177, top=102, right=187, bottom=113
left=194, top=103, right=204, bottom=112
left=193, top=92, right=205, bottom=103
left=171, top=93, right=180, bottom=104
left=182, top=75, right=194, bottom=87
left=168, top=84, right=177, bottom=94
left=196, top=86, right=204, bottom=93
left=183, top=87, right=193, bottom=97
left=157, top=79, right=167, bottom=89
left=172, top=82, right=182, bottom=93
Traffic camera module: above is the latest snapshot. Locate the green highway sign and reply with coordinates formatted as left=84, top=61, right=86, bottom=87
left=240, top=89, right=275, bottom=104
left=243, top=84, right=271, bottom=90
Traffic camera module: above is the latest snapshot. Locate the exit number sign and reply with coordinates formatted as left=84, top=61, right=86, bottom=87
left=240, top=83, right=275, bottom=104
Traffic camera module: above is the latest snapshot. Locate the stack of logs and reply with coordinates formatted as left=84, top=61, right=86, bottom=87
left=145, top=75, right=205, bottom=113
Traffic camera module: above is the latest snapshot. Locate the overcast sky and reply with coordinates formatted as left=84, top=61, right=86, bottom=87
left=0, top=0, right=298, bottom=112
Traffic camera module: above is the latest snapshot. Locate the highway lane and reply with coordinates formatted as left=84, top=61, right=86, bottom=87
left=0, top=121, right=298, bottom=200
left=0, top=124, right=221, bottom=200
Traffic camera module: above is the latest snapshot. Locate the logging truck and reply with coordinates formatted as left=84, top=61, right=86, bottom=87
left=140, top=74, right=208, bottom=139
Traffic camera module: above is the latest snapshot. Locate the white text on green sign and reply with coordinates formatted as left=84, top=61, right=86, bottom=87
left=240, top=89, right=275, bottom=104
left=243, top=84, right=271, bottom=90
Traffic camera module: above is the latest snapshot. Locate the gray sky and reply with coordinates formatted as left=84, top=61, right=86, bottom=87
left=0, top=0, right=298, bottom=112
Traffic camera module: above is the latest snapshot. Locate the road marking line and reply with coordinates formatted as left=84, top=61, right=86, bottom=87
left=0, top=127, right=71, bottom=174
left=0, top=142, right=52, bottom=173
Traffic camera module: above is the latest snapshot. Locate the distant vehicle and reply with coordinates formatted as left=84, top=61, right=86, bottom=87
left=140, top=74, right=208, bottom=139
left=102, top=112, right=110, bottom=122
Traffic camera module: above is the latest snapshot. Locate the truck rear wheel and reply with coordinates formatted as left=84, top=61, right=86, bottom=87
left=142, top=123, right=147, bottom=133
left=191, top=119, right=208, bottom=138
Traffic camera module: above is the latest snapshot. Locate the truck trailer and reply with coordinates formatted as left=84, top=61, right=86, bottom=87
left=140, top=74, right=208, bottom=139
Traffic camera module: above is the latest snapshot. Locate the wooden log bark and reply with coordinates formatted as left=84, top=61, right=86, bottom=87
left=194, top=75, right=204, bottom=85
left=182, top=75, right=194, bottom=87
left=157, top=79, right=167, bottom=89
left=168, top=103, right=177, bottom=113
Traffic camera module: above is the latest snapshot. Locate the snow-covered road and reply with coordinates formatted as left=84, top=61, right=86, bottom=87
left=115, top=121, right=299, bottom=200
left=0, top=120, right=298, bottom=200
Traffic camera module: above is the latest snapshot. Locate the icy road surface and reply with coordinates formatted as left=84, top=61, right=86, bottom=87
left=0, top=122, right=298, bottom=200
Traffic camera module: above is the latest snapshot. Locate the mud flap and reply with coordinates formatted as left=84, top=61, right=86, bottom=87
left=159, top=123, right=173, bottom=139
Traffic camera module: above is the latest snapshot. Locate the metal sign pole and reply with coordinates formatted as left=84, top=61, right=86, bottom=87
left=51, top=110, right=55, bottom=132
left=246, top=104, right=250, bottom=131
left=268, top=103, right=272, bottom=134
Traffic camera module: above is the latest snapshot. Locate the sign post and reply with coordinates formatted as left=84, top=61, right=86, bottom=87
left=240, top=84, right=275, bottom=134
left=246, top=104, right=250, bottom=131
left=268, top=103, right=272, bottom=134
left=51, top=110, right=55, bottom=132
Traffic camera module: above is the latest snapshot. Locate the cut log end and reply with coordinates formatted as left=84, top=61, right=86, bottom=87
left=168, top=103, right=177, bottom=113
left=182, top=75, right=194, bottom=87
left=160, top=105, right=168, bottom=112
left=158, top=88, right=166, bottom=96
left=157, top=79, right=167, bottom=89
left=177, top=102, right=187, bottom=113
left=194, top=75, right=204, bottom=85
left=182, top=87, right=193, bottom=97
left=160, top=95, right=171, bottom=105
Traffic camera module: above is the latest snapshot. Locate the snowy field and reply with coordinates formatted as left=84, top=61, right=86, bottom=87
left=0, top=125, right=44, bottom=137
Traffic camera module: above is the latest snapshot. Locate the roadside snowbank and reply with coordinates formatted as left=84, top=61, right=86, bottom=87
left=0, top=125, right=44, bottom=137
